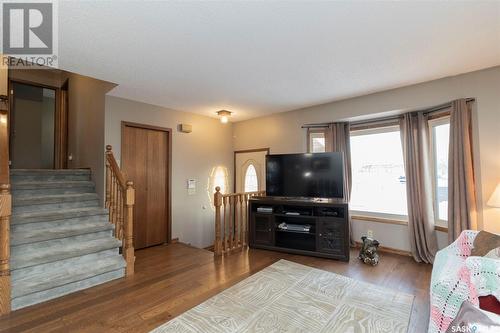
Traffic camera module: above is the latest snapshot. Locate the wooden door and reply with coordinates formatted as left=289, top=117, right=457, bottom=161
left=122, top=122, right=171, bottom=249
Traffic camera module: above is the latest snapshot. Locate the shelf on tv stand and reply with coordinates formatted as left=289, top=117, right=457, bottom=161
left=274, top=213, right=315, bottom=218
left=276, top=228, right=315, bottom=234
left=249, top=197, right=349, bottom=261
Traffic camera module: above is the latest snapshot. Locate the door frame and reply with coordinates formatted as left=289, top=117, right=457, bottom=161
left=233, top=148, right=270, bottom=193
left=121, top=121, right=173, bottom=244
left=8, top=78, right=68, bottom=169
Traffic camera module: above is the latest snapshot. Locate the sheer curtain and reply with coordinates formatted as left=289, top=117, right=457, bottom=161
left=327, top=122, right=354, bottom=245
left=400, top=112, right=438, bottom=263
left=448, top=99, right=478, bottom=243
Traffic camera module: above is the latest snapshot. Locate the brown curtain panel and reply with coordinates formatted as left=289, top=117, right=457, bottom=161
left=400, top=112, right=438, bottom=263
left=327, top=122, right=354, bottom=245
left=448, top=99, right=478, bottom=243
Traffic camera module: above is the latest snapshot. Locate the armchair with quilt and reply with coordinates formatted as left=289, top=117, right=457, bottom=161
left=429, top=230, right=500, bottom=333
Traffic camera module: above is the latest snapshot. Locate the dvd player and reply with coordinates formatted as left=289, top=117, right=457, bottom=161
left=257, top=206, right=273, bottom=213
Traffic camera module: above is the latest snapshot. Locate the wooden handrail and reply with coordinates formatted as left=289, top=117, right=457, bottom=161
left=105, top=145, right=135, bottom=276
left=0, top=98, right=11, bottom=314
left=214, top=187, right=265, bottom=256
left=105, top=145, right=127, bottom=190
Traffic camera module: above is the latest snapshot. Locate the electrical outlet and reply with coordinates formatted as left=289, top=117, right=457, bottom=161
left=367, top=229, right=374, bottom=238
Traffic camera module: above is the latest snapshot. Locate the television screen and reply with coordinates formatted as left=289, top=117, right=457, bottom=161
left=266, top=152, right=344, bottom=198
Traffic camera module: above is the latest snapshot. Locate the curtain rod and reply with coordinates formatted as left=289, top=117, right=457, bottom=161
left=301, top=98, right=475, bottom=129
left=302, top=123, right=330, bottom=129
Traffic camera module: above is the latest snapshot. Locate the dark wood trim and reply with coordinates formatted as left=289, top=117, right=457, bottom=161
left=122, top=121, right=174, bottom=133
left=54, top=81, right=68, bottom=169
left=121, top=121, right=173, bottom=244
left=233, top=148, right=270, bottom=193
left=8, top=78, right=59, bottom=90
left=234, top=148, right=271, bottom=154
left=8, top=79, right=67, bottom=169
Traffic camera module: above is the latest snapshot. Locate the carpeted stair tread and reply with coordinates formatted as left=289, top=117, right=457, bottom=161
left=11, top=207, right=108, bottom=225
left=11, top=181, right=96, bottom=196
left=11, top=180, right=95, bottom=190
left=10, top=169, right=91, bottom=174
left=12, top=253, right=125, bottom=298
left=13, top=193, right=99, bottom=206
left=10, top=169, right=91, bottom=182
left=11, top=237, right=122, bottom=270
left=11, top=269, right=125, bottom=310
left=11, top=220, right=114, bottom=246
left=9, top=168, right=125, bottom=310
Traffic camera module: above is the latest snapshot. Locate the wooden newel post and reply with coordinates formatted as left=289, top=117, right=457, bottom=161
left=0, top=184, right=11, bottom=315
left=239, top=194, right=244, bottom=247
left=105, top=145, right=112, bottom=209
left=124, top=181, right=135, bottom=276
left=214, top=187, right=223, bottom=256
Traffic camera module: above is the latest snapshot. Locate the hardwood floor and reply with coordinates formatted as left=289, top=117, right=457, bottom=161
left=0, top=243, right=432, bottom=332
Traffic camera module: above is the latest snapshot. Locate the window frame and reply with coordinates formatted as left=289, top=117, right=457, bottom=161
left=349, top=124, right=409, bottom=221
left=243, top=163, right=259, bottom=192
left=428, top=115, right=451, bottom=228
left=307, top=128, right=327, bottom=153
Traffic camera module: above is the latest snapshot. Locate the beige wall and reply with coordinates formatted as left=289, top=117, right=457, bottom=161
left=105, top=96, right=234, bottom=248
left=9, top=68, right=116, bottom=201
left=65, top=73, right=116, bottom=202
left=233, top=66, right=500, bottom=248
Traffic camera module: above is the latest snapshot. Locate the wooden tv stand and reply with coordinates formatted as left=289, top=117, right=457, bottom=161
left=248, top=197, right=349, bottom=261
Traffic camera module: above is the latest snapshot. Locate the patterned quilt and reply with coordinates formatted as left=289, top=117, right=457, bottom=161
left=429, top=230, right=500, bottom=333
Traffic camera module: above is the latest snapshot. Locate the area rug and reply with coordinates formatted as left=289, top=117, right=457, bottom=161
left=151, top=259, right=414, bottom=333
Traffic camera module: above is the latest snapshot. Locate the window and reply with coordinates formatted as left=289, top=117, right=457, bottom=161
left=350, top=126, right=408, bottom=217
left=430, top=118, right=450, bottom=225
left=308, top=130, right=326, bottom=153
left=211, top=166, right=228, bottom=194
left=244, top=164, right=259, bottom=192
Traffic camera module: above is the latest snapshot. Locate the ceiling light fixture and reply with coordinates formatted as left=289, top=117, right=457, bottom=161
left=217, top=110, right=232, bottom=124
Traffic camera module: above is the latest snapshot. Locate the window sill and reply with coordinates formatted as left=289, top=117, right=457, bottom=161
left=351, top=214, right=408, bottom=226
left=352, top=214, right=449, bottom=232
left=434, top=225, right=448, bottom=232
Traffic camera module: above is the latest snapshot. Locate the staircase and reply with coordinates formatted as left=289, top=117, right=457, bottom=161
left=9, top=169, right=126, bottom=310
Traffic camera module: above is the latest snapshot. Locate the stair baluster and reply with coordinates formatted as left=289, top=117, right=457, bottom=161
left=105, top=146, right=135, bottom=276
left=213, top=188, right=265, bottom=256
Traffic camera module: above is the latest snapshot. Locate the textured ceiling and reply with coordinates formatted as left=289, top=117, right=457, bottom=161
left=58, top=1, right=500, bottom=121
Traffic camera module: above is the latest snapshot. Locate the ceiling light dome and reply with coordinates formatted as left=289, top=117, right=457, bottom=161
left=217, top=110, right=232, bottom=124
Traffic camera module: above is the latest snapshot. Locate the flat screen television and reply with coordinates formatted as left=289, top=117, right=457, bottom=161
left=266, top=152, right=344, bottom=199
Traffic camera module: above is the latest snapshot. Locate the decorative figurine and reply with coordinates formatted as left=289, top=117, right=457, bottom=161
left=358, top=236, right=380, bottom=266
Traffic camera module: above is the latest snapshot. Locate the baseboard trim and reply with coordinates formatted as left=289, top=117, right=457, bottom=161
left=354, top=241, right=412, bottom=257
